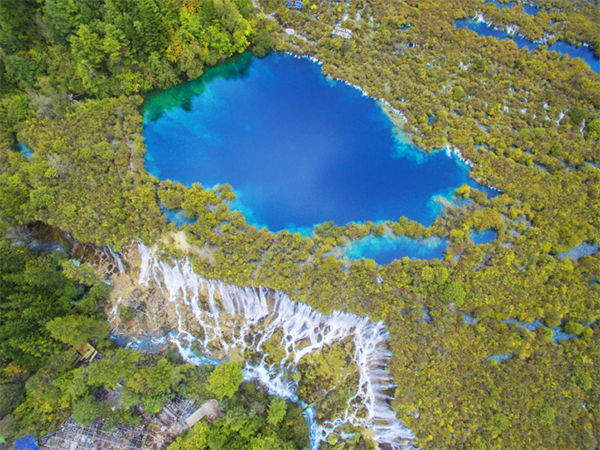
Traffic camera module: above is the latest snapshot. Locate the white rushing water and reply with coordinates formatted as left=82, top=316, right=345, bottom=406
left=136, top=243, right=414, bottom=449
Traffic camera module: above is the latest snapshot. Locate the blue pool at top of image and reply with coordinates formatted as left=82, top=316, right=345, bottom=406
left=455, top=20, right=600, bottom=74
left=143, top=53, right=486, bottom=232
left=483, top=0, right=540, bottom=16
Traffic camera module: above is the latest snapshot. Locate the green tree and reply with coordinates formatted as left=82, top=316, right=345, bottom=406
left=45, top=0, right=100, bottom=43
left=168, top=421, right=210, bottom=449
left=251, top=25, right=272, bottom=58
left=88, top=348, right=140, bottom=389
left=586, top=118, right=600, bottom=139
left=0, top=0, right=40, bottom=47
left=0, top=415, right=17, bottom=442
left=132, top=0, right=168, bottom=55
left=146, top=358, right=179, bottom=394
left=491, top=412, right=510, bottom=434
left=0, top=243, right=87, bottom=370
left=563, top=321, right=585, bottom=336
left=0, top=383, right=24, bottom=420
left=474, top=58, right=486, bottom=72
left=569, top=107, right=587, bottom=127
left=207, top=361, right=244, bottom=401
left=72, top=395, right=100, bottom=425
left=70, top=24, right=108, bottom=95
left=452, top=86, right=465, bottom=101
left=46, top=315, right=109, bottom=346
left=119, top=387, right=140, bottom=409
left=538, top=407, right=556, bottom=425
left=267, top=396, right=287, bottom=426
left=441, top=281, right=466, bottom=307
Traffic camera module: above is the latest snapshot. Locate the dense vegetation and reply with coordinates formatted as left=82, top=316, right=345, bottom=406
left=0, top=222, right=306, bottom=446
left=1, top=0, right=599, bottom=448
left=477, top=0, right=600, bottom=57
left=169, top=363, right=309, bottom=450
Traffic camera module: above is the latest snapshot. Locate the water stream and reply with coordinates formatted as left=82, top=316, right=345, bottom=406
left=134, top=243, right=415, bottom=449
left=456, top=17, right=600, bottom=74
left=483, top=0, right=540, bottom=16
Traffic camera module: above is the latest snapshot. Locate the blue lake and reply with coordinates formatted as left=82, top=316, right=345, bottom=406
left=456, top=20, right=600, bottom=74
left=144, top=53, right=487, bottom=233
left=471, top=228, right=498, bottom=244
left=345, top=235, right=448, bottom=264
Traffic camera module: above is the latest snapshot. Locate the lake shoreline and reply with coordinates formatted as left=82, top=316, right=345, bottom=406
left=281, top=50, right=504, bottom=197
left=283, top=52, right=415, bottom=147
left=144, top=52, right=489, bottom=234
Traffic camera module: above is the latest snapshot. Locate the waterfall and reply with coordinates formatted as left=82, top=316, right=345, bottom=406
left=135, top=243, right=414, bottom=449
left=109, top=295, right=122, bottom=320
left=106, top=247, right=125, bottom=273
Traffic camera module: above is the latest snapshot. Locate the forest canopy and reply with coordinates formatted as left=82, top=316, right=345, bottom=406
left=1, top=0, right=599, bottom=449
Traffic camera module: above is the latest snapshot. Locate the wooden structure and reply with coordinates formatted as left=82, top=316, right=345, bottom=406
left=74, top=343, right=99, bottom=362
left=185, top=399, right=221, bottom=428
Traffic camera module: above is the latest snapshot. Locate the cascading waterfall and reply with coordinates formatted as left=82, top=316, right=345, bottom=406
left=135, top=243, right=414, bottom=449
left=106, top=247, right=125, bottom=273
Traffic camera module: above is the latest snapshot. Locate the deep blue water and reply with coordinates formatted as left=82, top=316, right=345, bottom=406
left=345, top=235, right=448, bottom=264
left=456, top=20, right=600, bottom=74
left=471, top=228, right=498, bottom=244
left=523, top=4, right=540, bottom=16
left=456, top=20, right=537, bottom=50
left=144, top=53, right=487, bottom=232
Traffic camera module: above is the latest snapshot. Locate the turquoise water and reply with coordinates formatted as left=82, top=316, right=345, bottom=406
left=162, top=208, right=196, bottom=226
left=345, top=235, right=448, bottom=264
left=486, top=353, right=513, bottom=362
left=144, top=53, right=489, bottom=233
left=17, top=142, right=33, bottom=158
left=456, top=20, right=600, bottom=74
